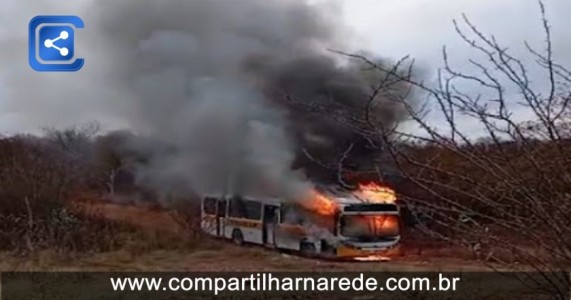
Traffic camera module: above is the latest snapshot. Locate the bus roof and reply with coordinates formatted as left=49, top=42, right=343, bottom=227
left=202, top=194, right=283, bottom=206
left=333, top=197, right=367, bottom=205
left=203, top=194, right=374, bottom=205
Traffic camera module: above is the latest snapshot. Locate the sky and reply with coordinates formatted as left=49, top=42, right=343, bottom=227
left=0, top=0, right=570, bottom=135
left=343, top=0, right=571, bottom=65
left=342, top=0, right=571, bottom=134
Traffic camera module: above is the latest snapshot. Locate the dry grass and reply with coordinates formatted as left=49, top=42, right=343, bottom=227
left=1, top=198, right=490, bottom=272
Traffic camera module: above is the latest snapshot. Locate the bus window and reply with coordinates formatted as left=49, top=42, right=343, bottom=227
left=243, top=200, right=262, bottom=220
left=280, top=204, right=304, bottom=225
left=229, top=196, right=262, bottom=220
left=229, top=196, right=243, bottom=218
left=203, top=197, right=217, bottom=215
left=202, top=198, right=216, bottom=215
left=340, top=215, right=399, bottom=238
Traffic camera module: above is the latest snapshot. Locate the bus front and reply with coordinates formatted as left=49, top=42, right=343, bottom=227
left=334, top=203, right=401, bottom=260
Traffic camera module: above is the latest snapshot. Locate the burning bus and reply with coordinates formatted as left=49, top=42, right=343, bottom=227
left=200, top=183, right=400, bottom=260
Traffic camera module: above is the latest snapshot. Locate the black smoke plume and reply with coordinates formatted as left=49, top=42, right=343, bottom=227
left=3, top=0, right=415, bottom=203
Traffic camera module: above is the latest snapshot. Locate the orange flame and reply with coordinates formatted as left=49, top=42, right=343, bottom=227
left=371, top=215, right=399, bottom=231
left=350, top=215, right=399, bottom=239
left=301, top=190, right=338, bottom=216
left=355, top=182, right=397, bottom=203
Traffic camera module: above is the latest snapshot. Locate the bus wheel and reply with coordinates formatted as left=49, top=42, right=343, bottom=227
left=231, top=229, right=244, bottom=246
left=300, top=241, right=316, bottom=257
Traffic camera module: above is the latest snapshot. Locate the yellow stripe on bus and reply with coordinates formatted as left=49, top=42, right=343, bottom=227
left=225, top=217, right=262, bottom=229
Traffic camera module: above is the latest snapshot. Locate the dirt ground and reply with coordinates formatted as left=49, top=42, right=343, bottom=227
left=0, top=201, right=487, bottom=272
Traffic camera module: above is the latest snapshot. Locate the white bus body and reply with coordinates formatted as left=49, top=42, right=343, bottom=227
left=200, top=194, right=400, bottom=259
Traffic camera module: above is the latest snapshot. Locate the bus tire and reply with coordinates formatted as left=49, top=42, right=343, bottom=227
left=231, top=229, right=244, bottom=246
left=300, top=241, right=316, bottom=257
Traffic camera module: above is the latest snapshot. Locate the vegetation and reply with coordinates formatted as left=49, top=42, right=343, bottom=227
left=329, top=1, right=570, bottom=283
left=0, top=130, right=202, bottom=257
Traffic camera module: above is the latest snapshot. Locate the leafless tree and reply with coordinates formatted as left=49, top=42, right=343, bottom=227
left=0, top=136, right=79, bottom=251
left=325, top=1, right=570, bottom=298
left=42, top=122, right=102, bottom=190
left=0, top=126, right=126, bottom=254
left=92, top=131, right=132, bottom=196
